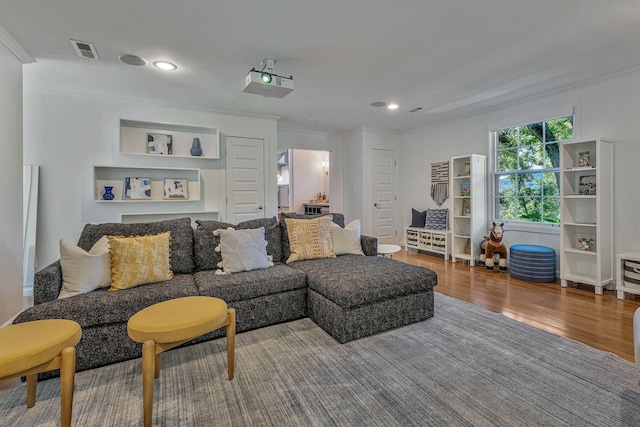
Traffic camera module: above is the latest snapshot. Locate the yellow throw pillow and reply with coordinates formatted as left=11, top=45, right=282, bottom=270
left=285, top=215, right=335, bottom=264
left=107, top=232, right=173, bottom=291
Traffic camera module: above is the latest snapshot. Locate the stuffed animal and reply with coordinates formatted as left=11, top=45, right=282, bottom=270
left=482, top=222, right=508, bottom=271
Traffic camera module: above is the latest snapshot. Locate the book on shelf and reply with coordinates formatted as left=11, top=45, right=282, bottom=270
left=460, top=182, right=470, bottom=196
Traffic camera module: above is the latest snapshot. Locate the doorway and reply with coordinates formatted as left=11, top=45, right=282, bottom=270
left=277, top=148, right=330, bottom=215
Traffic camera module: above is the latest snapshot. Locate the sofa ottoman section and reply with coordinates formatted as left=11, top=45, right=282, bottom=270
left=290, top=256, right=437, bottom=343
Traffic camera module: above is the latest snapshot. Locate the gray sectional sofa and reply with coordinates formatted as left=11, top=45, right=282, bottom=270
left=14, top=214, right=438, bottom=378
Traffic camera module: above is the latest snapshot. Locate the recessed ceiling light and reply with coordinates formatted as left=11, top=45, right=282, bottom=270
left=387, top=103, right=399, bottom=110
left=119, top=54, right=147, bottom=66
left=370, top=101, right=386, bottom=107
left=153, top=61, right=177, bottom=71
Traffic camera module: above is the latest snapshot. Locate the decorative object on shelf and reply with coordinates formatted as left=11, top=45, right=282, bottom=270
left=147, top=133, right=173, bottom=155
left=578, top=175, right=596, bottom=195
left=461, top=181, right=470, bottom=196
left=164, top=178, right=189, bottom=200
left=463, top=162, right=471, bottom=175
left=578, top=151, right=590, bottom=167
left=576, top=233, right=595, bottom=252
left=190, top=137, right=203, bottom=156
left=461, top=199, right=470, bottom=216
left=102, top=186, right=115, bottom=201
left=124, top=177, right=151, bottom=200
left=430, top=161, right=449, bottom=206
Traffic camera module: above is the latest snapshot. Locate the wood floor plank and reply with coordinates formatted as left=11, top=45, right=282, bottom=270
left=394, top=249, right=640, bottom=362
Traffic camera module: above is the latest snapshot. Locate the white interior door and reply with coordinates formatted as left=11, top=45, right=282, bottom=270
left=371, top=149, right=396, bottom=244
left=225, top=136, right=265, bottom=223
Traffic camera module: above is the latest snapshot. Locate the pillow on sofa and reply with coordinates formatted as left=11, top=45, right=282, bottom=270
left=285, top=215, right=336, bottom=264
left=410, top=209, right=427, bottom=227
left=197, top=217, right=282, bottom=263
left=77, top=217, right=194, bottom=274
left=280, top=212, right=344, bottom=261
left=425, top=208, right=448, bottom=230
left=330, top=220, right=364, bottom=256
left=214, top=227, right=273, bottom=274
left=59, top=235, right=111, bottom=299
left=107, top=232, right=173, bottom=291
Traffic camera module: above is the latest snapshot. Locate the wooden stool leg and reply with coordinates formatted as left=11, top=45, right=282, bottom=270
left=26, top=374, right=37, bottom=408
left=226, top=308, right=236, bottom=380
left=59, top=346, right=76, bottom=427
left=155, top=352, right=161, bottom=379
left=142, top=340, right=156, bottom=427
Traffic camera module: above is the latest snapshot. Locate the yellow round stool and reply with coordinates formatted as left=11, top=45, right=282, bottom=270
left=0, top=319, right=82, bottom=427
left=127, top=296, right=235, bottom=427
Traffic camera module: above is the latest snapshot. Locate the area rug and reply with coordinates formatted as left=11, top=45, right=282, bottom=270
left=1, top=293, right=639, bottom=426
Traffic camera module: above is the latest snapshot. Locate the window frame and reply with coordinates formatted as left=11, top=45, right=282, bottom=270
left=489, top=115, right=574, bottom=233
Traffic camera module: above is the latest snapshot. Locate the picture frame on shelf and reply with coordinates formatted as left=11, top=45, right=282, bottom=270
left=460, top=181, right=470, bottom=196
left=578, top=151, right=590, bottom=167
left=463, top=162, right=471, bottom=175
left=124, top=177, right=151, bottom=200
left=461, top=199, right=471, bottom=216
left=578, top=175, right=596, bottom=195
left=163, top=178, right=189, bottom=200
left=147, top=133, right=173, bottom=155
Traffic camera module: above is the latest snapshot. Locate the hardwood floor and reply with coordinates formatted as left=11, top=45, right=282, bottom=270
left=2, top=252, right=639, bottom=393
left=394, top=249, right=640, bottom=363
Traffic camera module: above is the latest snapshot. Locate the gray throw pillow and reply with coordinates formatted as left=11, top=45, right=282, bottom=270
left=215, top=227, right=273, bottom=274
left=410, top=209, right=426, bottom=227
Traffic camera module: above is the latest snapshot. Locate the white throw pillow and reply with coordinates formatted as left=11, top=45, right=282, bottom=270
left=214, top=227, right=273, bottom=274
left=330, top=219, right=364, bottom=256
left=59, top=236, right=111, bottom=298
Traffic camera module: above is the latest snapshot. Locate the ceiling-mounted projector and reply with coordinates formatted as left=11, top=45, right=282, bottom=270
left=242, top=59, right=294, bottom=98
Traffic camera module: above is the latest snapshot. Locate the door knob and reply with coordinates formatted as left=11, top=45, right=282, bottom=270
left=374, top=203, right=379, bottom=208
left=258, top=205, right=264, bottom=210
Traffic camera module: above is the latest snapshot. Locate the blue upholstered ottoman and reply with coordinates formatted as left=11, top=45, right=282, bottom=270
left=509, top=244, right=556, bottom=282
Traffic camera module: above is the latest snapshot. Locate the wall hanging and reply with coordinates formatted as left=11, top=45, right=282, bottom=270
left=430, top=161, right=449, bottom=206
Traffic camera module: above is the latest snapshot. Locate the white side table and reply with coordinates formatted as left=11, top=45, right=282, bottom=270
left=616, top=252, right=640, bottom=299
left=378, top=244, right=401, bottom=259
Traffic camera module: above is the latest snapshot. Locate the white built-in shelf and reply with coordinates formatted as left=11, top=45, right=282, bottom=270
left=93, top=165, right=200, bottom=202
left=120, top=119, right=219, bottom=159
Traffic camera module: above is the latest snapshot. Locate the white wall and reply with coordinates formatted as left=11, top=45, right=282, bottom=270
left=24, top=74, right=278, bottom=269
left=401, top=71, right=640, bottom=272
left=0, top=47, right=24, bottom=323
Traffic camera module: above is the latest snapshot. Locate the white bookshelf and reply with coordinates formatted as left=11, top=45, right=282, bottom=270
left=451, top=154, right=486, bottom=266
left=559, top=138, right=613, bottom=294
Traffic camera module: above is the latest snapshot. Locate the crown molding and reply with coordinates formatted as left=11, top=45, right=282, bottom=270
left=0, top=24, right=35, bottom=64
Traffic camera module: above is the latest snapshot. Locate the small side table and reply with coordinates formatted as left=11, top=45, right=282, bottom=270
left=616, top=252, right=640, bottom=299
left=378, top=244, right=401, bottom=259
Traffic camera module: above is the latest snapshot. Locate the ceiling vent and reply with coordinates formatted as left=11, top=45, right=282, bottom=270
left=70, top=39, right=99, bottom=60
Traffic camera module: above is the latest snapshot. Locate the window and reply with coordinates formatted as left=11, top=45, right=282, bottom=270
left=492, top=116, right=573, bottom=224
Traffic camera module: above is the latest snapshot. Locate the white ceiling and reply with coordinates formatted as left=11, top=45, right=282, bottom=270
left=3, top=0, right=640, bottom=133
